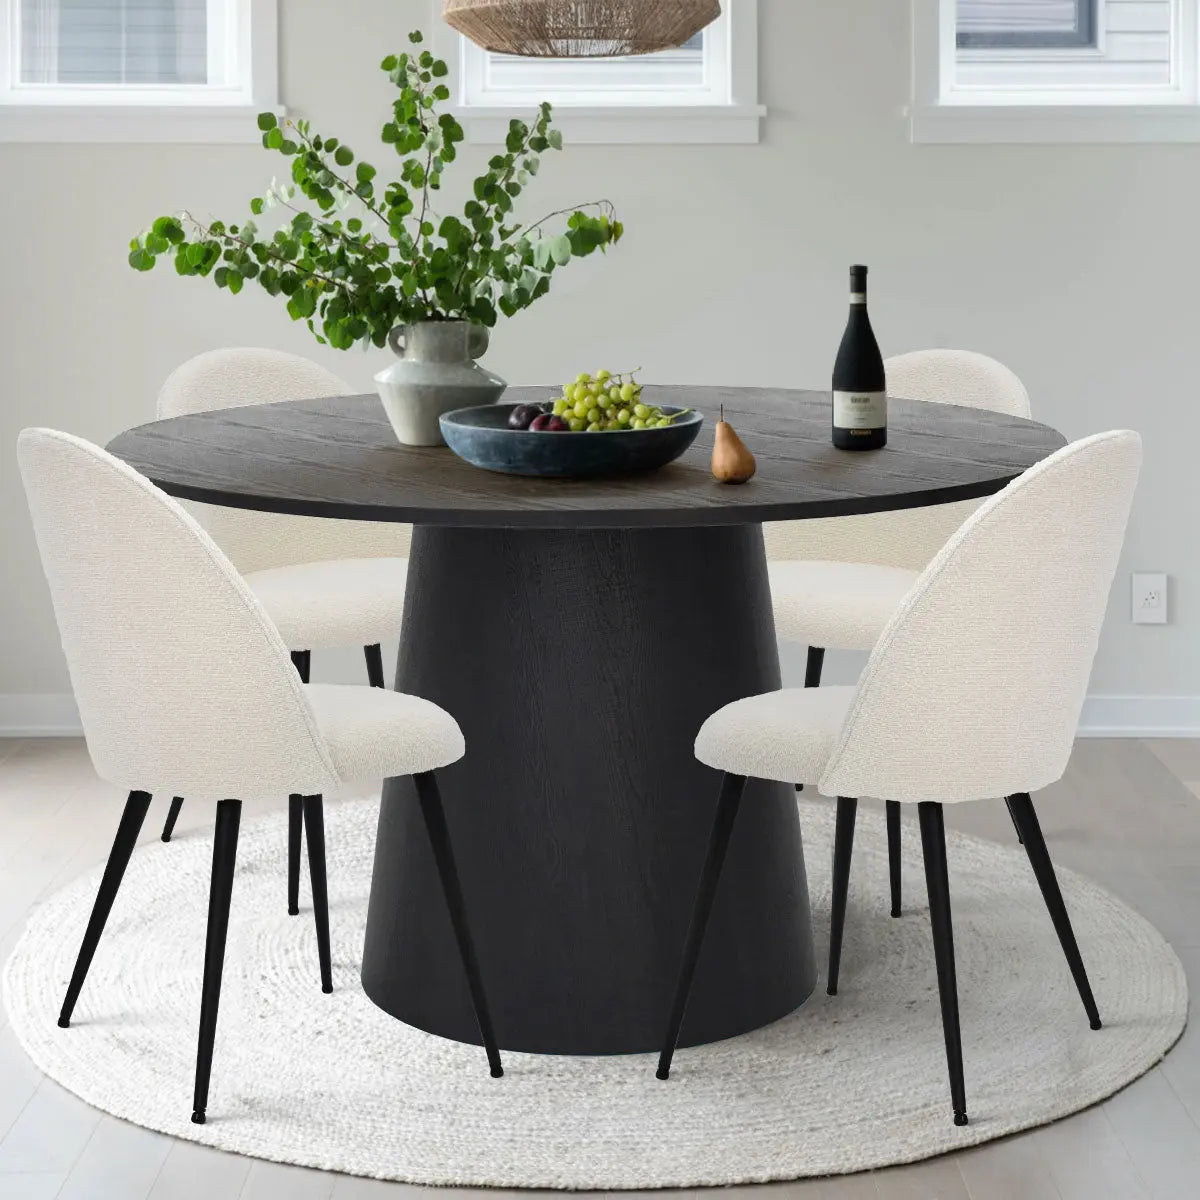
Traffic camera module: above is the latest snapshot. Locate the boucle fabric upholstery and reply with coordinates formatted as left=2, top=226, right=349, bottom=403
left=19, top=429, right=340, bottom=801
left=766, top=560, right=919, bottom=651
left=17, top=431, right=461, bottom=800
left=886, top=348, right=1032, bottom=418
left=158, top=348, right=411, bottom=575
left=702, top=433, right=1141, bottom=805
left=246, top=558, right=410, bottom=650
left=304, top=684, right=464, bottom=780
left=696, top=686, right=854, bottom=785
left=764, top=350, right=1033, bottom=576
left=825, top=431, right=1142, bottom=803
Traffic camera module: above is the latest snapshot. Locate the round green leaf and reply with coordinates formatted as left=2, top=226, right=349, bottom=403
left=549, top=235, right=572, bottom=266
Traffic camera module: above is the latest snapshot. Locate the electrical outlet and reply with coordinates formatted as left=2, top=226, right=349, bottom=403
left=1132, top=573, right=1169, bottom=625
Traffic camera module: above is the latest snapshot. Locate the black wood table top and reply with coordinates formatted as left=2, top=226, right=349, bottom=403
left=106, top=386, right=1066, bottom=529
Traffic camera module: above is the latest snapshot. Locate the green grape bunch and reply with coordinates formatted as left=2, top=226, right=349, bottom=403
left=511, top=369, right=691, bottom=432
left=127, top=30, right=623, bottom=350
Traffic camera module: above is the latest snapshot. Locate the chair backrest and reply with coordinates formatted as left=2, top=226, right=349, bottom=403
left=159, top=348, right=411, bottom=574
left=763, top=349, right=1033, bottom=570
left=18, top=429, right=341, bottom=801
left=883, top=348, right=1031, bottom=419
left=819, top=431, right=1141, bottom=804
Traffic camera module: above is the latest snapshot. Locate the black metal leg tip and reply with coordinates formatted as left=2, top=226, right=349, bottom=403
left=954, top=1111, right=969, bottom=1127
left=321, top=983, right=333, bottom=995
left=490, top=1065, right=504, bottom=1078
left=287, top=906, right=299, bottom=916
left=890, top=906, right=902, bottom=918
left=795, top=783, right=804, bottom=792
left=656, top=1067, right=671, bottom=1081
left=160, top=833, right=172, bottom=843
left=56, top=1015, right=70, bottom=1029
left=1091, top=1017, right=1103, bottom=1031
left=826, top=984, right=838, bottom=996
left=191, top=1110, right=206, bottom=1125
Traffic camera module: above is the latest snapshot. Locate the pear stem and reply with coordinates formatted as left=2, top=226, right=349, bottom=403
left=720, top=404, right=724, bottom=423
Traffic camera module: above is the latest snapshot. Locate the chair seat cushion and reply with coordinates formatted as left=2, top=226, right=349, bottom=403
left=246, top=557, right=408, bottom=650
left=304, top=684, right=464, bottom=782
left=768, top=560, right=919, bottom=652
left=695, top=686, right=856, bottom=786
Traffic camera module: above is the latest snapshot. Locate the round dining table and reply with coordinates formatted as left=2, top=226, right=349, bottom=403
left=107, top=385, right=1065, bottom=1056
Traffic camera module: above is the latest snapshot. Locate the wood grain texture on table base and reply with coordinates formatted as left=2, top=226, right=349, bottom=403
left=105, top=386, right=1066, bottom=529
left=362, top=522, right=815, bottom=1054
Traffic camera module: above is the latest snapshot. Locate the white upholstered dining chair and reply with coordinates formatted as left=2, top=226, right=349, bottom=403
left=658, top=430, right=1141, bottom=1127
left=765, top=349, right=1034, bottom=916
left=155, top=349, right=412, bottom=923
left=18, top=428, right=501, bottom=1125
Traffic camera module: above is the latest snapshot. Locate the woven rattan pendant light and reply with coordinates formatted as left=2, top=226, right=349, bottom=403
left=444, top=0, right=721, bottom=57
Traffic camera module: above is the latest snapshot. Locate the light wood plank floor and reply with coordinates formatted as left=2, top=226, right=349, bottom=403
left=0, top=735, right=1197, bottom=1200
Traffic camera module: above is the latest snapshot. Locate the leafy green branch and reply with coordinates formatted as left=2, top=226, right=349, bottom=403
left=128, top=29, right=623, bottom=349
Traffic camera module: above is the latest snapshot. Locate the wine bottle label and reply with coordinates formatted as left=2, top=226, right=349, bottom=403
left=833, top=390, right=887, bottom=430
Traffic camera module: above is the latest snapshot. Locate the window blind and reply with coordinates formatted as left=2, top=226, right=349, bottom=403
left=19, top=0, right=208, bottom=85
left=959, top=1, right=1083, bottom=35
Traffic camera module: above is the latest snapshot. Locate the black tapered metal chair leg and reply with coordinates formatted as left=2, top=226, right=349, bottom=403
left=1007, top=792, right=1102, bottom=1030
left=796, top=648, right=826, bottom=793
left=827, top=797, right=857, bottom=995
left=161, top=796, right=185, bottom=843
left=657, top=772, right=748, bottom=1080
left=413, top=771, right=504, bottom=1078
left=192, top=798, right=241, bottom=1125
left=364, top=643, right=386, bottom=688
left=287, top=795, right=302, bottom=916
left=302, top=795, right=333, bottom=994
left=886, top=799, right=902, bottom=917
left=290, top=650, right=311, bottom=684
left=59, top=790, right=152, bottom=1028
left=1004, top=796, right=1024, bottom=845
left=918, top=802, right=968, bottom=1126
left=805, top=646, right=826, bottom=688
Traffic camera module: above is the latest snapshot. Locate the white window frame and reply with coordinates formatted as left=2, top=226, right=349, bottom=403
left=0, top=0, right=279, bottom=142
left=434, top=0, right=764, bottom=145
left=912, top=0, right=1200, bottom=142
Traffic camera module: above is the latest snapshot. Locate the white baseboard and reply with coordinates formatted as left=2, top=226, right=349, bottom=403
left=1077, top=695, right=1200, bottom=739
left=0, top=693, right=82, bottom=736
left=2, top=692, right=1198, bottom=740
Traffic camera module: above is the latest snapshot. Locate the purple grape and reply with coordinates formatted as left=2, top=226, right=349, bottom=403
left=531, top=414, right=568, bottom=432
left=508, top=404, right=544, bottom=431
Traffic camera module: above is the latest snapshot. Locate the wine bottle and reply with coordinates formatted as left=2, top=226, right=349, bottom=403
left=832, top=264, right=887, bottom=451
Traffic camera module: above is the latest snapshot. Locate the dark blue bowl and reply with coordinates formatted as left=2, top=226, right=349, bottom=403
left=440, top=403, right=704, bottom=479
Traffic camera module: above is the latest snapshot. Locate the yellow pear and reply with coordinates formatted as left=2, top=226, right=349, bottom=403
left=711, top=406, right=756, bottom=484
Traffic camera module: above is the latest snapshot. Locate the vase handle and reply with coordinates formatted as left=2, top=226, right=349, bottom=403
left=387, top=326, right=407, bottom=357
left=468, top=324, right=489, bottom=360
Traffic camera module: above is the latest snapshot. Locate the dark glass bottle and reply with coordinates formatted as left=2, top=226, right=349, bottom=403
left=832, top=265, right=887, bottom=451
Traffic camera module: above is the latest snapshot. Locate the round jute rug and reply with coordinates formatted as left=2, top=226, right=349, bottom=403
left=3, top=797, right=1187, bottom=1190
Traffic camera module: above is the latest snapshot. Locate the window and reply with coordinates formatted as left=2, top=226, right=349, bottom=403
left=957, top=0, right=1097, bottom=48
left=18, top=0, right=211, bottom=86
left=0, top=0, right=278, bottom=142
left=437, top=4, right=764, bottom=144
left=912, top=0, right=1200, bottom=142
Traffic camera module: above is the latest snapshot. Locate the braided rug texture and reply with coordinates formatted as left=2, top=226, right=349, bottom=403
left=3, top=796, right=1187, bottom=1190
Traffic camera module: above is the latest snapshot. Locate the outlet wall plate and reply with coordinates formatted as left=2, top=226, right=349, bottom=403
left=1132, top=572, right=1169, bottom=625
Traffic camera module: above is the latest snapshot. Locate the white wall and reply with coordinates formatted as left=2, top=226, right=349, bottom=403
left=2, top=0, right=1196, bottom=729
